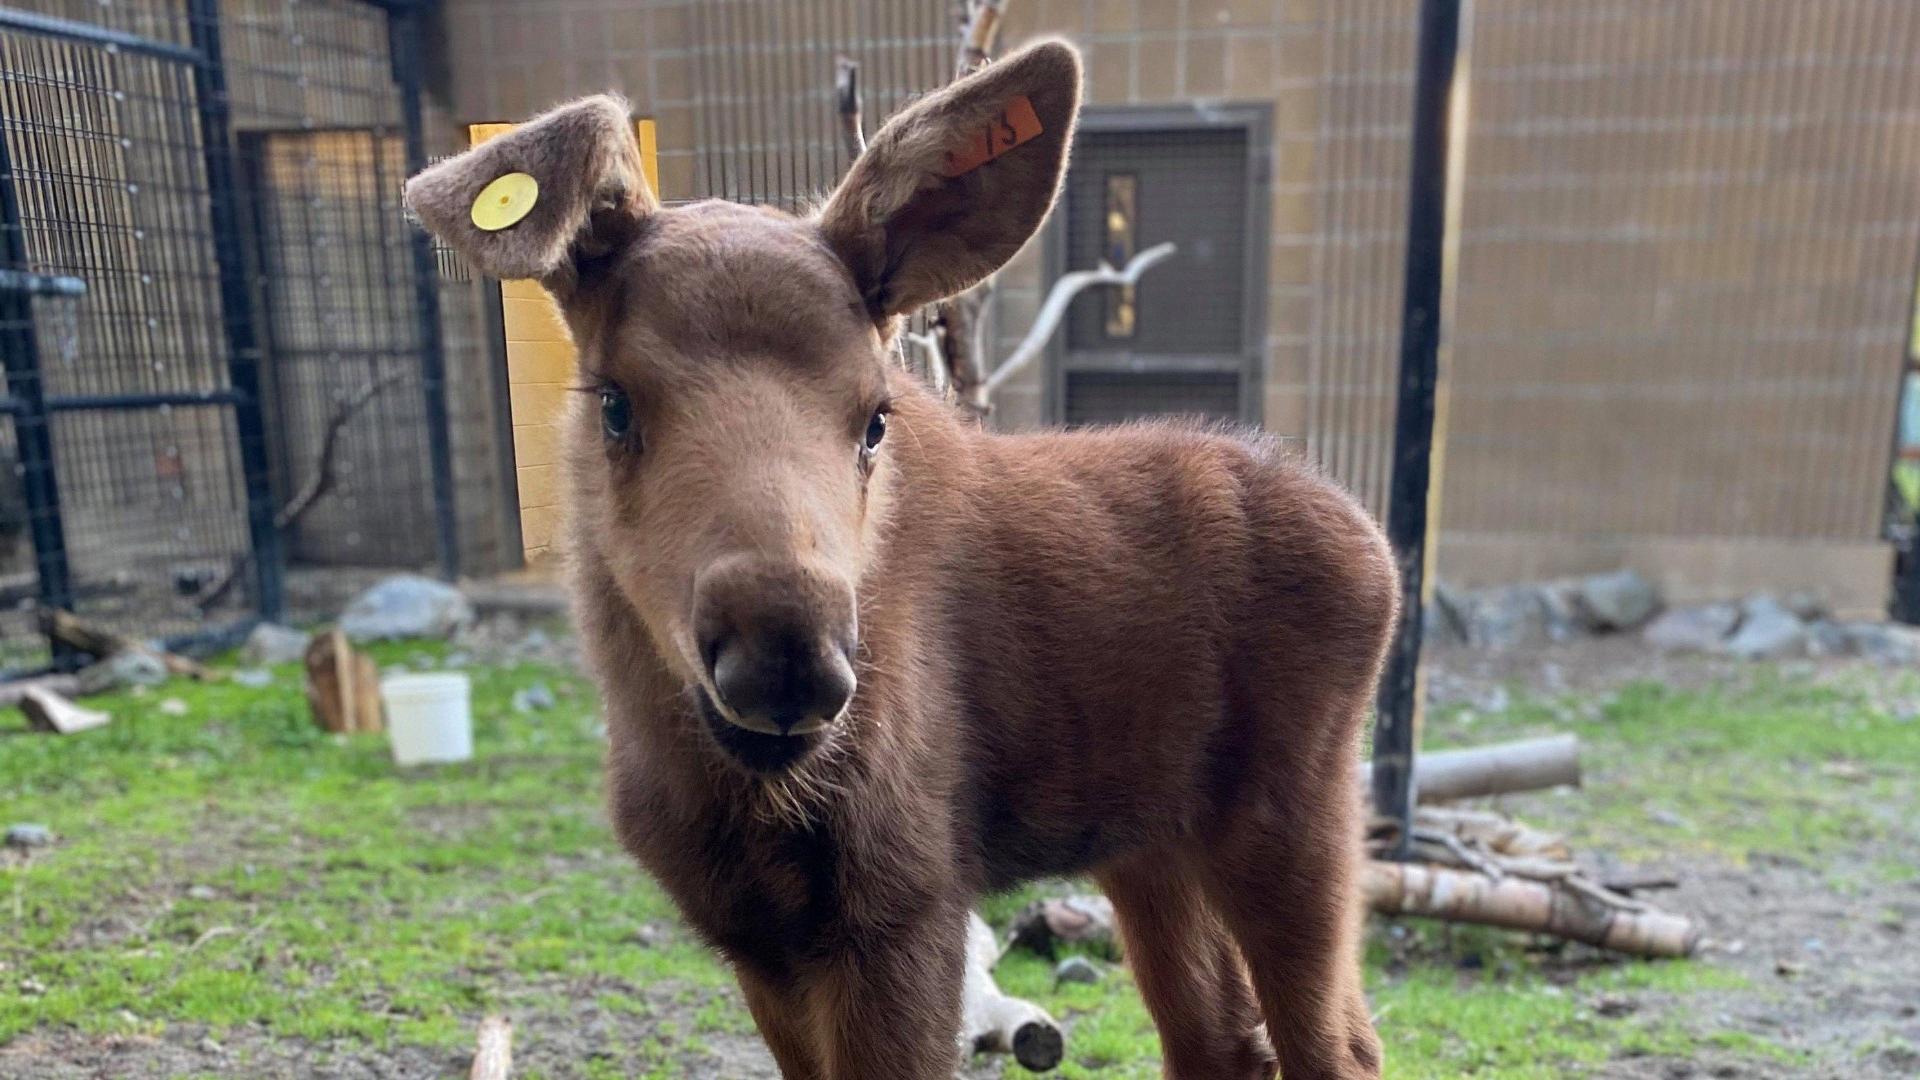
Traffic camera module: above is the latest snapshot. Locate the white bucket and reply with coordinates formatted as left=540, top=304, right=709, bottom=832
left=380, top=672, right=473, bottom=766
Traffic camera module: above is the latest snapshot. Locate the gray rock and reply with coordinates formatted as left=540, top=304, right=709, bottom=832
left=513, top=682, right=557, bottom=714
left=5, top=823, right=52, bottom=848
left=339, top=575, right=474, bottom=642
left=1724, top=596, right=1807, bottom=660
left=1461, top=585, right=1555, bottom=650
left=1054, top=956, right=1102, bottom=985
left=1575, top=570, right=1660, bottom=631
left=1643, top=603, right=1740, bottom=653
left=75, top=649, right=169, bottom=694
left=230, top=668, right=274, bottom=689
left=185, top=884, right=217, bottom=901
left=238, top=622, right=311, bottom=665
left=157, top=697, right=190, bottom=717
left=1809, top=620, right=1920, bottom=666
left=1423, top=584, right=1471, bottom=647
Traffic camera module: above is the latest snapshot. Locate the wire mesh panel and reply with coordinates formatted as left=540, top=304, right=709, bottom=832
left=1298, top=1, right=1420, bottom=522
left=1443, top=0, right=1920, bottom=553
left=1, top=0, right=481, bottom=671
left=222, top=0, right=463, bottom=571
left=0, top=15, right=258, bottom=658
left=687, top=0, right=954, bottom=209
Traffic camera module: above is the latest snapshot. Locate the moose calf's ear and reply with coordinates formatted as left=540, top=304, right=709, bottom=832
left=403, top=95, right=657, bottom=290
left=819, top=39, right=1081, bottom=320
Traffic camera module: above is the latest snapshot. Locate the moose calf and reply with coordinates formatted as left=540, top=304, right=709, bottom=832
left=408, top=40, right=1395, bottom=1080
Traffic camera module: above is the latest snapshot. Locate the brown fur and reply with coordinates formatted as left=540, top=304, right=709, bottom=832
left=407, top=40, right=1394, bottom=1080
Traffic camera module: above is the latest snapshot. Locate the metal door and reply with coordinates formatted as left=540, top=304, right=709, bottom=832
left=1051, top=107, right=1270, bottom=428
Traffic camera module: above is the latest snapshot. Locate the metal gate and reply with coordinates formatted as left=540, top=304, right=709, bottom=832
left=0, top=0, right=454, bottom=674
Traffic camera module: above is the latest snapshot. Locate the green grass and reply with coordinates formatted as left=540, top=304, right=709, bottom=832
left=4, top=650, right=1905, bottom=1075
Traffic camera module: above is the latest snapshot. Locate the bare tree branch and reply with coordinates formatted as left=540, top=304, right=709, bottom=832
left=983, top=242, right=1178, bottom=396
left=956, top=0, right=1007, bottom=77
left=195, top=369, right=407, bottom=611
left=834, top=56, right=865, bottom=159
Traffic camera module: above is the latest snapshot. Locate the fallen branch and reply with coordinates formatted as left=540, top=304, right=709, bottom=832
left=18, top=685, right=110, bottom=735
left=470, top=1015, right=512, bottom=1080
left=964, top=911, right=1063, bottom=1071
left=0, top=674, right=81, bottom=710
left=196, top=369, right=406, bottom=610
left=1358, top=734, right=1580, bottom=802
left=983, top=243, right=1179, bottom=396
left=39, top=609, right=212, bottom=681
left=1362, top=860, right=1698, bottom=958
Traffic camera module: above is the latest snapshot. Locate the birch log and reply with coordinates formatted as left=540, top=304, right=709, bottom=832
left=1362, top=860, right=1699, bottom=958
left=469, top=1015, right=512, bottom=1080
left=1357, top=734, right=1580, bottom=802
left=963, top=912, right=1064, bottom=1071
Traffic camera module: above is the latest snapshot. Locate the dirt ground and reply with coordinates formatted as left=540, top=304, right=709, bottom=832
left=1, top=634, right=1915, bottom=1079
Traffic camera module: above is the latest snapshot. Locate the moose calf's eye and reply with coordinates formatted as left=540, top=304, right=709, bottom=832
left=600, top=387, right=632, bottom=443
left=863, top=408, right=888, bottom=452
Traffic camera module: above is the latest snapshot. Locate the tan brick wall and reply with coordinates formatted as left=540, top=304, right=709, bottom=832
left=426, top=0, right=1918, bottom=606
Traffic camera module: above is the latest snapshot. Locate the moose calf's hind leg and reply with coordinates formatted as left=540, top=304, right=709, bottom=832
left=1204, top=777, right=1382, bottom=1077
left=1097, top=852, right=1278, bottom=1079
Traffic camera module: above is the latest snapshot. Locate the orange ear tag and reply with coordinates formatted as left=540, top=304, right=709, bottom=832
left=472, top=172, right=539, bottom=231
left=940, top=96, right=1044, bottom=178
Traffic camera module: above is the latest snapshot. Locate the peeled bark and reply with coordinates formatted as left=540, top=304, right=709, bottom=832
left=304, top=630, right=384, bottom=735
left=1362, top=860, right=1698, bottom=958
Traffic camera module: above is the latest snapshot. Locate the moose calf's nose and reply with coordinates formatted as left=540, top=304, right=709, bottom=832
left=708, top=630, right=856, bottom=736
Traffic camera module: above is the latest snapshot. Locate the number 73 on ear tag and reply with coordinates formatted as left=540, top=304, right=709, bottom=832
left=941, top=95, right=1044, bottom=178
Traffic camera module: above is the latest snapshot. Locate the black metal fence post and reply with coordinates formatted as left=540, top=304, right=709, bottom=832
left=1372, top=0, right=1463, bottom=857
left=0, top=133, right=78, bottom=667
left=390, top=5, right=461, bottom=583
left=186, top=0, right=285, bottom=622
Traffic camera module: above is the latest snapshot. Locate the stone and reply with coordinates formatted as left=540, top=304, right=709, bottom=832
left=1423, top=584, right=1471, bottom=646
left=75, top=649, right=168, bottom=694
left=1575, top=570, right=1660, bottom=631
left=5, top=823, right=52, bottom=849
left=1461, top=585, right=1554, bottom=650
left=238, top=622, right=311, bottom=666
left=339, top=575, right=474, bottom=642
left=1054, top=956, right=1102, bottom=985
left=157, top=697, right=190, bottom=717
left=1724, top=596, right=1807, bottom=660
left=1643, top=604, right=1740, bottom=653
left=1809, top=620, right=1920, bottom=666
left=185, top=884, right=217, bottom=901
left=230, top=668, right=274, bottom=689
left=513, top=682, right=557, bottom=713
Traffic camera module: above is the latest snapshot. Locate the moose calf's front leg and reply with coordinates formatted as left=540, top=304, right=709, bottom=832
left=811, top=905, right=970, bottom=1080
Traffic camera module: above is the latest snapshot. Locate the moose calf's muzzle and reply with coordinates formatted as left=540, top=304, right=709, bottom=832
left=693, top=555, right=858, bottom=743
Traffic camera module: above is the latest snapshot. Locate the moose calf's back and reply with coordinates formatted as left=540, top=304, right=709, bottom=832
left=917, top=411, right=1399, bottom=890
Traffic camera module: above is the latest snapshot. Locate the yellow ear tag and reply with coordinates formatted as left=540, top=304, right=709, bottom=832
left=471, top=172, right=539, bottom=231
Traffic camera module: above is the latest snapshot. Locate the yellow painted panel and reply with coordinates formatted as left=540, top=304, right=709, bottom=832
left=510, top=381, right=570, bottom=424
left=474, top=116, right=657, bottom=561
left=501, top=296, right=570, bottom=343
left=513, top=423, right=561, bottom=470
left=517, top=464, right=560, bottom=509
left=507, top=338, right=577, bottom=384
